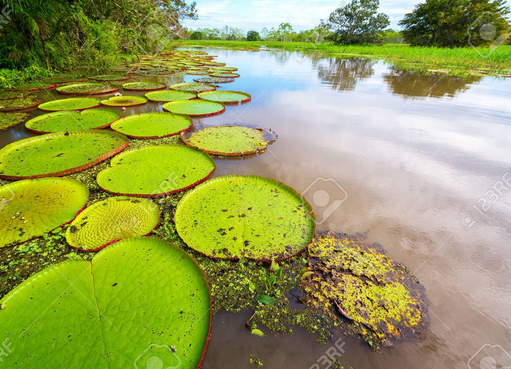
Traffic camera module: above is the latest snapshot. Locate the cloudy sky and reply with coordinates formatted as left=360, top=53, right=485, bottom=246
left=183, top=0, right=511, bottom=31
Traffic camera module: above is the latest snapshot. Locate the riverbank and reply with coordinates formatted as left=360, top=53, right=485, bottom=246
left=171, top=40, right=511, bottom=77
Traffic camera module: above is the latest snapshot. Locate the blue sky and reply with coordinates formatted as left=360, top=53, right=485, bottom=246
left=183, top=0, right=511, bottom=31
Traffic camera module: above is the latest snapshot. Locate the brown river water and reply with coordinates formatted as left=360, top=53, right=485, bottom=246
left=1, top=47, right=511, bottom=369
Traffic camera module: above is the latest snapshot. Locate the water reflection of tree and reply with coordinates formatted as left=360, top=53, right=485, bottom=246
left=383, top=68, right=483, bottom=98
left=313, top=57, right=376, bottom=91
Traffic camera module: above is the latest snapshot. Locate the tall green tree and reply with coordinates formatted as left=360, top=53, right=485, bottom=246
left=327, top=0, right=390, bottom=45
left=399, top=0, right=510, bottom=47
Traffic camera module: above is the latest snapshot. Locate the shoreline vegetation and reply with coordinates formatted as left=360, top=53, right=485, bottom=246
left=171, top=40, right=511, bottom=77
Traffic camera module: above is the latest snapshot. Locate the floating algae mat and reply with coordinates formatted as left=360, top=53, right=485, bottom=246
left=122, top=81, right=166, bottom=91
left=0, top=237, right=211, bottom=368
left=101, top=95, right=148, bottom=107
left=145, top=90, right=196, bottom=102
left=163, top=99, right=225, bottom=117
left=300, top=232, right=429, bottom=349
left=198, top=90, right=251, bottom=105
left=181, top=126, right=274, bottom=156
left=0, top=178, right=88, bottom=248
left=38, top=97, right=101, bottom=111
left=66, top=197, right=160, bottom=252
left=175, top=175, right=315, bottom=261
left=170, top=82, right=217, bottom=93
left=97, top=145, right=215, bottom=197
left=0, top=130, right=128, bottom=180
left=111, top=112, right=192, bottom=139
left=0, top=112, right=29, bottom=130
left=25, top=109, right=120, bottom=134
left=56, top=82, right=118, bottom=95
left=0, top=96, right=40, bottom=112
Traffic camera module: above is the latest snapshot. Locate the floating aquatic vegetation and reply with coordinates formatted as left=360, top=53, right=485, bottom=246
left=56, top=82, right=119, bottom=95
left=111, top=112, right=192, bottom=139
left=181, top=126, right=274, bottom=156
left=193, top=77, right=235, bottom=84
left=0, top=91, right=22, bottom=100
left=163, top=100, right=225, bottom=117
left=0, top=96, right=40, bottom=112
left=122, top=82, right=167, bottom=91
left=38, top=97, right=101, bottom=111
left=101, top=95, right=148, bottom=107
left=0, top=112, right=29, bottom=130
left=170, top=82, right=217, bottom=93
left=0, top=237, right=211, bottom=369
left=97, top=145, right=215, bottom=197
left=198, top=90, right=251, bottom=105
left=210, top=72, right=240, bottom=78
left=208, top=67, right=239, bottom=72
left=25, top=109, right=120, bottom=134
left=187, top=70, right=210, bottom=76
left=0, top=178, right=88, bottom=248
left=13, top=82, right=56, bottom=91
left=66, top=197, right=160, bottom=251
left=175, top=175, right=316, bottom=261
left=300, top=232, right=429, bottom=349
left=91, top=74, right=130, bottom=82
left=0, top=130, right=128, bottom=180
left=145, top=90, right=197, bottom=102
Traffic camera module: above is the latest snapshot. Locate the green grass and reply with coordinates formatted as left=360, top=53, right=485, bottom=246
left=172, top=40, right=511, bottom=76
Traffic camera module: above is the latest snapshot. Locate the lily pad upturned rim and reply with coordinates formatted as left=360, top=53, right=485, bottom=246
left=38, top=97, right=102, bottom=112
left=145, top=90, right=197, bottom=102
left=175, top=175, right=316, bottom=262
left=56, top=83, right=119, bottom=96
left=122, top=82, right=167, bottom=91
left=0, top=130, right=129, bottom=180
left=110, top=112, right=193, bottom=139
left=198, top=90, right=252, bottom=105
left=0, top=98, right=41, bottom=112
left=162, top=100, right=226, bottom=117
left=25, top=109, right=121, bottom=134
left=101, top=96, right=148, bottom=107
left=209, top=73, right=240, bottom=78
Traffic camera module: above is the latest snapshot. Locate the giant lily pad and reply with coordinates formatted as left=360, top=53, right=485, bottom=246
left=0, top=130, right=129, bottom=180
left=101, top=96, right=148, bottom=107
left=25, top=109, right=121, bottom=134
left=0, top=91, right=22, bottom=100
left=300, top=232, right=429, bottom=349
left=170, top=82, right=217, bottom=93
left=66, top=197, right=160, bottom=251
left=91, top=74, right=130, bottom=82
left=38, top=97, right=101, bottom=111
left=0, top=112, right=29, bottom=130
left=97, top=145, right=215, bottom=197
left=175, top=175, right=316, bottom=261
left=0, top=237, right=211, bottom=368
left=0, top=96, right=40, bottom=112
left=210, top=72, right=240, bottom=78
left=122, top=82, right=167, bottom=91
left=198, top=91, right=251, bottom=105
left=193, top=77, right=234, bottom=84
left=0, top=178, right=89, bottom=247
left=163, top=100, right=225, bottom=117
left=56, top=82, right=118, bottom=95
left=111, top=112, right=192, bottom=139
left=145, top=90, right=197, bottom=102
left=181, top=126, right=274, bottom=156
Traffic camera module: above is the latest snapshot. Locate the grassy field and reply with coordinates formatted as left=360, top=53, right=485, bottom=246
left=172, top=40, right=511, bottom=76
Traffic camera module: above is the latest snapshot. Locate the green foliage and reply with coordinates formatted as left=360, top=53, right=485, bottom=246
left=191, top=30, right=205, bottom=40
left=400, top=0, right=511, bottom=47
left=328, top=0, right=390, bottom=45
left=247, top=30, right=261, bottom=41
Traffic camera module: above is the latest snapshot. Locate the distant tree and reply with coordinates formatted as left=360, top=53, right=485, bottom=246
left=190, top=31, right=205, bottom=40
left=328, top=0, right=390, bottom=44
left=383, top=29, right=404, bottom=44
left=247, top=30, right=261, bottom=41
left=400, top=0, right=510, bottom=48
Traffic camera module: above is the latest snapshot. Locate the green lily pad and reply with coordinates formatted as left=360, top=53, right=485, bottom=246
left=56, top=82, right=118, bottom=95
left=0, top=130, right=129, bottom=180
left=0, top=178, right=89, bottom=247
left=38, top=97, right=101, bottom=111
left=193, top=77, right=234, bottom=84
left=66, top=197, right=160, bottom=251
left=187, top=71, right=210, bottom=76
left=145, top=90, right=197, bottom=102
left=0, top=112, right=29, bottom=130
left=25, top=109, right=121, bottom=134
left=0, top=91, right=22, bottom=100
left=101, top=96, right=148, bottom=107
left=91, top=74, right=130, bottom=81
left=209, top=67, right=238, bottom=72
left=122, top=82, right=167, bottom=91
left=300, top=232, right=429, bottom=349
left=181, top=126, right=274, bottom=156
left=210, top=72, right=240, bottom=78
left=198, top=91, right=251, bottom=105
left=111, top=112, right=192, bottom=139
left=97, top=145, right=215, bottom=197
left=0, top=237, right=211, bottom=368
left=163, top=100, right=225, bottom=117
left=0, top=96, right=40, bottom=112
left=175, top=175, right=316, bottom=261
left=170, top=82, right=217, bottom=93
